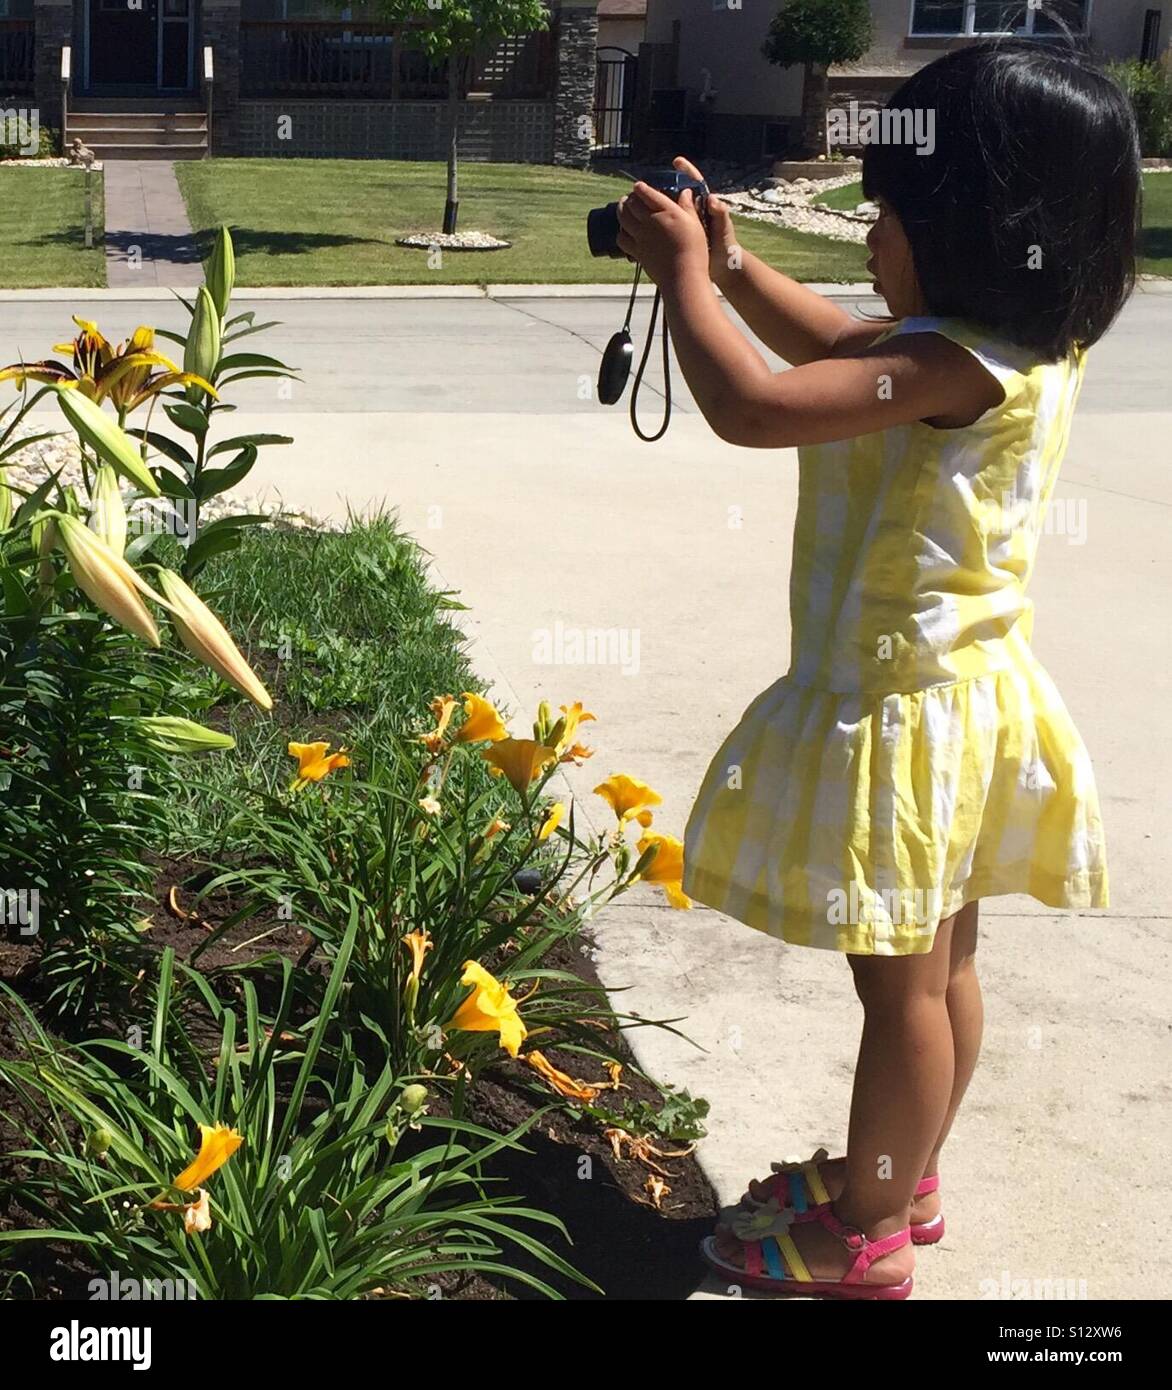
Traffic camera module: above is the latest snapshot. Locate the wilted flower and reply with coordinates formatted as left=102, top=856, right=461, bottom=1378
left=402, top=929, right=432, bottom=984
left=420, top=693, right=458, bottom=754
left=523, top=1049, right=599, bottom=1102
left=418, top=794, right=442, bottom=816
left=288, top=740, right=350, bottom=790
left=594, top=773, right=663, bottom=828
left=549, top=702, right=596, bottom=763
left=447, top=961, right=528, bottom=1058
left=182, top=1189, right=213, bottom=1237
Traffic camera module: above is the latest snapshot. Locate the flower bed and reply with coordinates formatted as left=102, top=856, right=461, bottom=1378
left=0, top=234, right=714, bottom=1300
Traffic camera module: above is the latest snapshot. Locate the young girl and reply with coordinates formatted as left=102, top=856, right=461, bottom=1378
left=616, top=40, right=1139, bottom=1299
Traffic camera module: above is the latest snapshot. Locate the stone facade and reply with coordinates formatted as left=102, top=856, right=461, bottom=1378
left=202, top=0, right=242, bottom=156
left=32, top=0, right=72, bottom=138
left=551, top=0, right=599, bottom=168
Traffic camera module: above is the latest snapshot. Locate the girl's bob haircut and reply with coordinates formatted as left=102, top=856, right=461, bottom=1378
left=862, top=40, right=1141, bottom=361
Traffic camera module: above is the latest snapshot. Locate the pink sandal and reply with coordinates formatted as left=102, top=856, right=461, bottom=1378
left=741, top=1151, right=945, bottom=1246
left=701, top=1202, right=914, bottom=1300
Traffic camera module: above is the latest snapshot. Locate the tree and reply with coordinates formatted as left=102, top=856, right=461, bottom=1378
left=762, top=0, right=872, bottom=159
left=344, top=1, right=550, bottom=232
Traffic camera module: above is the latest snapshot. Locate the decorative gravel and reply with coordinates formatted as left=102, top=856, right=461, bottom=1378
left=0, top=158, right=102, bottom=170
left=4, top=425, right=334, bottom=532
left=395, top=231, right=511, bottom=251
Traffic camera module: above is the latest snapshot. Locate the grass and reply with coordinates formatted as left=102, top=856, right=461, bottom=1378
left=798, top=173, right=1172, bottom=276
left=0, top=167, right=105, bottom=288
left=176, top=158, right=868, bottom=286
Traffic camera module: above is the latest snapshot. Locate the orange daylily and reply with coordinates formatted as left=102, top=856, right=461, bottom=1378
left=170, top=1123, right=243, bottom=1193
left=447, top=961, right=528, bottom=1058
left=538, top=802, right=565, bottom=841
left=635, top=832, right=692, bottom=909
left=551, top=702, right=596, bottom=763
left=482, top=738, right=559, bottom=797
left=455, top=692, right=509, bottom=744
left=0, top=316, right=216, bottom=412
left=594, top=773, right=663, bottom=828
left=523, top=1049, right=600, bottom=1102
left=484, top=816, right=511, bottom=840
left=288, top=741, right=350, bottom=790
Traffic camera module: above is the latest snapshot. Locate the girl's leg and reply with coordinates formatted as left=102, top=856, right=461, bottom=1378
left=916, top=900, right=982, bottom=1220
left=714, top=911, right=961, bottom=1282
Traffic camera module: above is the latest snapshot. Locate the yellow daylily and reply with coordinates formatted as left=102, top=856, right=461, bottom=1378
left=170, top=1123, right=243, bottom=1193
left=420, top=693, right=458, bottom=754
left=0, top=316, right=216, bottom=412
left=635, top=832, right=692, bottom=909
left=594, top=773, right=663, bottom=828
left=522, top=1049, right=600, bottom=1102
left=288, top=740, right=350, bottom=790
left=456, top=692, right=509, bottom=744
left=481, top=738, right=559, bottom=797
left=538, top=802, right=565, bottom=841
left=447, top=961, right=528, bottom=1058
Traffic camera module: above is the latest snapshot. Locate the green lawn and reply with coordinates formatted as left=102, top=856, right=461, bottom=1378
left=176, top=158, right=868, bottom=286
left=0, top=168, right=106, bottom=288
left=805, top=173, right=1172, bottom=275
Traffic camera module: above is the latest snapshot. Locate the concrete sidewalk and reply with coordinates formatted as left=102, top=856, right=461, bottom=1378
left=2, top=291, right=1168, bottom=1300
left=103, top=161, right=201, bottom=289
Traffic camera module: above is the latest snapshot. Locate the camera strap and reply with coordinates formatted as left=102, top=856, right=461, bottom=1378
left=625, top=265, right=672, bottom=444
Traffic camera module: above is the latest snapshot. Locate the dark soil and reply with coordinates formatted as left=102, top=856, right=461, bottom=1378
left=0, top=864, right=719, bottom=1301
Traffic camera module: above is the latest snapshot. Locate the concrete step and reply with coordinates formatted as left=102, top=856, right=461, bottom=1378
left=70, top=97, right=202, bottom=114
left=70, top=112, right=208, bottom=132
left=88, top=142, right=208, bottom=161
left=71, top=125, right=208, bottom=146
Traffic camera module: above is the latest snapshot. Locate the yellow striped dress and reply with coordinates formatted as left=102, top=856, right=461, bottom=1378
left=681, top=316, right=1108, bottom=955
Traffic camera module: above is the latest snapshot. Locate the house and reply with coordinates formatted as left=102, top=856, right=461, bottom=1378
left=0, top=0, right=602, bottom=164
left=636, top=1, right=1172, bottom=162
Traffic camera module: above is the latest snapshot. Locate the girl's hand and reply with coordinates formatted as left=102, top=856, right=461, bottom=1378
left=671, top=156, right=739, bottom=289
left=616, top=180, right=710, bottom=286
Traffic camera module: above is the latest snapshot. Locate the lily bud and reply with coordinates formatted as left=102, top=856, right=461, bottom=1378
left=89, top=463, right=127, bottom=556
left=384, top=1119, right=399, bottom=1148
left=402, top=972, right=419, bottom=1023
left=84, top=1127, right=114, bottom=1160
left=53, top=385, right=160, bottom=497
left=56, top=513, right=161, bottom=646
left=534, top=699, right=552, bottom=742
left=400, top=1084, right=428, bottom=1115
left=204, top=225, right=236, bottom=321
left=184, top=287, right=222, bottom=405
left=135, top=716, right=236, bottom=754
left=156, top=568, right=272, bottom=709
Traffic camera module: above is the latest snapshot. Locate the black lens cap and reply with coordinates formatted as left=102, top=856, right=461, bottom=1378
left=598, top=328, right=634, bottom=405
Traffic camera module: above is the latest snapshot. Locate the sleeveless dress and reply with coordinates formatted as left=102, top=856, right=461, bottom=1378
left=681, top=317, right=1108, bottom=955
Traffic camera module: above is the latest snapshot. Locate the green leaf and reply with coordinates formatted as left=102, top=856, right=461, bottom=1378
left=195, top=444, right=256, bottom=501
left=126, top=429, right=195, bottom=473
left=207, top=433, right=292, bottom=458
left=216, top=353, right=296, bottom=373
left=163, top=402, right=210, bottom=438
left=181, top=527, right=242, bottom=573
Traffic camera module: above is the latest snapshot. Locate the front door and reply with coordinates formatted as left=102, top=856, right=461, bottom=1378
left=87, top=0, right=195, bottom=93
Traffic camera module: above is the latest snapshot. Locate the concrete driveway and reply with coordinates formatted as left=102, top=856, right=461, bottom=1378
left=2, top=285, right=1169, bottom=1300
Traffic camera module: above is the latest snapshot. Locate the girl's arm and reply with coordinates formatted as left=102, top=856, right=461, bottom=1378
left=671, top=157, right=886, bottom=365
left=662, top=260, right=1001, bottom=447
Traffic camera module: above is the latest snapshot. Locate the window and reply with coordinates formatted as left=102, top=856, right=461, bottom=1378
left=910, top=1, right=1090, bottom=36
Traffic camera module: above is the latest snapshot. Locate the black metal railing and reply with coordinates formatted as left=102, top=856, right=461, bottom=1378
left=239, top=22, right=555, bottom=101
left=0, top=20, right=35, bottom=94
left=594, top=47, right=637, bottom=158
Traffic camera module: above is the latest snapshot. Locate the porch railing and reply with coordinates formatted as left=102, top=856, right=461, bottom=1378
left=238, top=22, right=555, bottom=101
left=0, top=19, right=35, bottom=95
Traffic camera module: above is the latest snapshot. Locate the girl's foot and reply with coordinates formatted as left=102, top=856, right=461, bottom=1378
left=740, top=1153, right=942, bottom=1228
left=704, top=1201, right=915, bottom=1297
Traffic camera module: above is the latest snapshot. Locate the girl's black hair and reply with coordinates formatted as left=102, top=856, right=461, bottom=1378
left=862, top=39, right=1141, bottom=360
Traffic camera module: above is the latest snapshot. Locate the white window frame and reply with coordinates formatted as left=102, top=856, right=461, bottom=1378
left=908, top=1, right=1093, bottom=39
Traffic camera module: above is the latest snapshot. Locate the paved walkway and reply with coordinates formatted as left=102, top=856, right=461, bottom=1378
left=103, top=161, right=202, bottom=289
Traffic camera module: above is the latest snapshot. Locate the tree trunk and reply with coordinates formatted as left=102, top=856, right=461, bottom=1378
left=800, top=62, right=830, bottom=158
left=443, top=57, right=460, bottom=234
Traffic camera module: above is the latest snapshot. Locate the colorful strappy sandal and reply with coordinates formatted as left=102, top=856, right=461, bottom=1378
left=739, top=1150, right=945, bottom=1246
left=701, top=1201, right=914, bottom=1300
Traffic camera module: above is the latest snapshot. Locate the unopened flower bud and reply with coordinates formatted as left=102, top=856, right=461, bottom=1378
left=84, top=1127, right=113, bottom=1160
left=400, top=1084, right=428, bottom=1115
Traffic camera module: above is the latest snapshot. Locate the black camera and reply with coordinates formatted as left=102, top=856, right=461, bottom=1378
left=587, top=169, right=709, bottom=259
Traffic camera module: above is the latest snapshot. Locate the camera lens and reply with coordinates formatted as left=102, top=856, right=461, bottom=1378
left=587, top=203, right=624, bottom=259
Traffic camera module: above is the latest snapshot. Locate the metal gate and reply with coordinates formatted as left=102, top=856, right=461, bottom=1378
left=593, top=46, right=637, bottom=158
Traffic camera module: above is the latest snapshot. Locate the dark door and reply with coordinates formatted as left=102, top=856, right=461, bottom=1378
left=89, top=0, right=159, bottom=89
left=1141, top=10, right=1162, bottom=63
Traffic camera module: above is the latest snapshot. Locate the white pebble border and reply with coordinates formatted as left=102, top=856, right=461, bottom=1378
left=395, top=231, right=512, bottom=251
